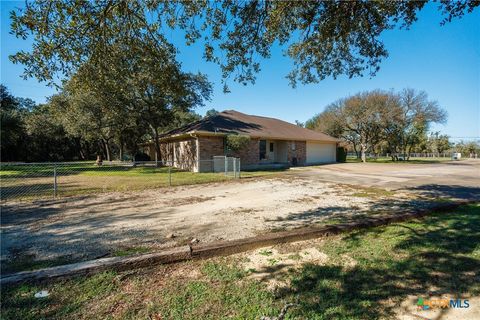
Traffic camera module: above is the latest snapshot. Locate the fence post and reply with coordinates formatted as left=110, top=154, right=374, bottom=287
left=168, top=162, right=172, bottom=186
left=224, top=156, right=228, bottom=176
left=233, top=157, right=236, bottom=178
left=53, top=164, right=57, bottom=198
left=238, top=158, right=241, bottom=179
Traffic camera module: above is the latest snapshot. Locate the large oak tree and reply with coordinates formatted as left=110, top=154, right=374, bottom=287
left=306, top=89, right=447, bottom=162
left=50, top=37, right=211, bottom=161
left=10, top=1, right=479, bottom=89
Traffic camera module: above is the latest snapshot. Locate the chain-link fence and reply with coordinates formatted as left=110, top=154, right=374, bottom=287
left=0, top=158, right=240, bottom=201
left=347, top=152, right=455, bottom=159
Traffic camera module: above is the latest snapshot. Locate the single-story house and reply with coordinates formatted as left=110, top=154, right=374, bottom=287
left=145, top=110, right=340, bottom=172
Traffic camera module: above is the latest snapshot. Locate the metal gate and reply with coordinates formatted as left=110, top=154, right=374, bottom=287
left=213, top=156, right=241, bottom=178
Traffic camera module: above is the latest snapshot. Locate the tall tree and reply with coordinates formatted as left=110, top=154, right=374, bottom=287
left=1, top=85, right=26, bottom=161
left=9, top=1, right=479, bottom=89
left=306, top=102, right=361, bottom=158
left=50, top=37, right=211, bottom=161
left=307, top=89, right=447, bottom=162
left=392, top=89, right=447, bottom=159
left=428, top=132, right=451, bottom=155
left=1, top=85, right=88, bottom=162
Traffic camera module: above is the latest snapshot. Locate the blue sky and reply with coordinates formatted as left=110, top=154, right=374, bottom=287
left=1, top=1, right=479, bottom=139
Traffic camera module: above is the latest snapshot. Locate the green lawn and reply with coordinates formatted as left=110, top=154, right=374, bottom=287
left=2, top=204, right=478, bottom=319
left=0, top=163, right=284, bottom=200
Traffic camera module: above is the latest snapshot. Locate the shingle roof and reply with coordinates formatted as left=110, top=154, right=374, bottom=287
left=163, top=110, right=339, bottom=142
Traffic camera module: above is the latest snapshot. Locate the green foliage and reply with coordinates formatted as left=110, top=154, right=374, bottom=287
left=1, top=85, right=25, bottom=161
left=205, top=109, right=219, bottom=118
left=1, top=85, right=86, bottom=162
left=307, top=89, right=447, bottom=161
left=336, top=147, right=347, bottom=163
left=8, top=2, right=479, bottom=88
left=455, top=140, right=480, bottom=156
left=53, top=36, right=211, bottom=161
left=428, top=131, right=452, bottom=154
left=225, top=134, right=251, bottom=152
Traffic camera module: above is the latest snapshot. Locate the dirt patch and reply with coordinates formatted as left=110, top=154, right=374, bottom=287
left=239, top=242, right=328, bottom=290
left=163, top=196, right=216, bottom=206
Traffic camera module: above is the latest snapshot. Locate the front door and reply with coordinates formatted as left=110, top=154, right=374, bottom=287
left=267, top=141, right=275, bottom=162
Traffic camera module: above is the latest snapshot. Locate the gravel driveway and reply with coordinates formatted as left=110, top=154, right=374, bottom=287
left=2, top=160, right=479, bottom=272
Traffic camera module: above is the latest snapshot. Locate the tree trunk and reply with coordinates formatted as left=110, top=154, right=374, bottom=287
left=119, top=138, right=124, bottom=161
left=360, top=143, right=367, bottom=163
left=151, top=125, right=161, bottom=166
left=102, top=138, right=112, bottom=162
left=76, top=138, right=86, bottom=160
left=352, top=142, right=360, bottom=159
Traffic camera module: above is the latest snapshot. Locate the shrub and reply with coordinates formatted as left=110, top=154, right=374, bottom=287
left=225, top=134, right=250, bottom=152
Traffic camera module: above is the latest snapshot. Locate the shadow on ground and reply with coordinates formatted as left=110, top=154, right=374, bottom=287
left=264, top=204, right=480, bottom=319
left=265, top=184, right=480, bottom=230
left=409, top=184, right=480, bottom=201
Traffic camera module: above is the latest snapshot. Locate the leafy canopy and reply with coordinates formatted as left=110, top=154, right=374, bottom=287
left=226, top=134, right=251, bottom=152
left=10, top=1, right=479, bottom=89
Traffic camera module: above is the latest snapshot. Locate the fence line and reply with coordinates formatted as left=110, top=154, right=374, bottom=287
left=0, top=159, right=240, bottom=201
left=346, top=152, right=476, bottom=159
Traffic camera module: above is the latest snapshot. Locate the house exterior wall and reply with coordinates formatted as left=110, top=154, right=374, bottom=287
left=197, top=136, right=225, bottom=172
left=147, top=136, right=309, bottom=172
left=227, top=138, right=260, bottom=168
left=287, top=140, right=306, bottom=166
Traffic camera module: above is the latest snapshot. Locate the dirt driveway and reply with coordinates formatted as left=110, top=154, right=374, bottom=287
left=1, top=160, right=479, bottom=272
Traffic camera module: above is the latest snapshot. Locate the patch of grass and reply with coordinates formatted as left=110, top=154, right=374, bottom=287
left=350, top=186, right=395, bottom=198
left=287, top=253, right=302, bottom=261
left=1, top=272, right=119, bottom=320
left=258, top=249, right=273, bottom=256
left=1, top=254, right=75, bottom=275
left=112, top=246, right=151, bottom=257
left=201, top=260, right=246, bottom=282
left=240, top=168, right=288, bottom=176
left=1, top=262, right=278, bottom=319
left=1, top=163, right=286, bottom=201
left=267, top=258, right=279, bottom=266
left=285, top=204, right=480, bottom=319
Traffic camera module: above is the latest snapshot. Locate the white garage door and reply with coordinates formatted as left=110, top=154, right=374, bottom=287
left=306, top=142, right=336, bottom=164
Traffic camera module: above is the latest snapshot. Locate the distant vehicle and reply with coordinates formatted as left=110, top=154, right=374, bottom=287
left=451, top=152, right=461, bottom=160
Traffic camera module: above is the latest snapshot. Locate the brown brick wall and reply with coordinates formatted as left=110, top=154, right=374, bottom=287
left=226, top=138, right=260, bottom=167
left=198, top=136, right=224, bottom=159
left=148, top=136, right=307, bottom=171
left=287, top=140, right=306, bottom=166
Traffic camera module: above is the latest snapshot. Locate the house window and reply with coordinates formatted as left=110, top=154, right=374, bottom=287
left=259, top=140, right=266, bottom=160
left=291, top=141, right=296, bottom=151
left=269, top=142, right=274, bottom=152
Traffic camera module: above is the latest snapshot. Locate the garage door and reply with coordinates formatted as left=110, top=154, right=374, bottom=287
left=306, top=142, right=336, bottom=164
